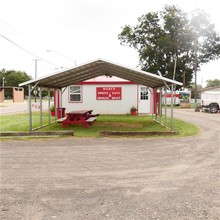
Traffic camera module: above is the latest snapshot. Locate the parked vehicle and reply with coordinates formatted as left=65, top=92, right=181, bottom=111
left=201, top=88, right=220, bottom=113
left=162, top=90, right=191, bottom=106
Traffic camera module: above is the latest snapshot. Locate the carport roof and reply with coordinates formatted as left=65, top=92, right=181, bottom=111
left=19, top=58, right=182, bottom=89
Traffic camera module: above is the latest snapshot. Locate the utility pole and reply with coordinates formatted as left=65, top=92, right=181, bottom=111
left=194, top=37, right=198, bottom=104
left=33, top=58, right=40, bottom=102
left=2, top=76, right=6, bottom=87
left=35, top=59, right=37, bottom=79
left=183, top=72, right=186, bottom=89
left=172, top=54, right=177, bottom=80
left=33, top=58, right=40, bottom=79
left=172, top=54, right=177, bottom=91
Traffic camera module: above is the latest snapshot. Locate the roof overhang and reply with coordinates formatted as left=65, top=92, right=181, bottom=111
left=19, top=58, right=182, bottom=89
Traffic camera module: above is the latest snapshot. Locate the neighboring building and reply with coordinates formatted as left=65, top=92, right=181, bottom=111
left=0, top=86, right=24, bottom=103
left=61, top=76, right=153, bottom=114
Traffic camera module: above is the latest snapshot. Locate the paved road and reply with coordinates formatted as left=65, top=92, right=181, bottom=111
left=0, top=101, right=49, bottom=115
left=1, top=109, right=220, bottom=219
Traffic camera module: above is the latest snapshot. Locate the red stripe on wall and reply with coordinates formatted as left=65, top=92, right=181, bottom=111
left=78, top=81, right=136, bottom=85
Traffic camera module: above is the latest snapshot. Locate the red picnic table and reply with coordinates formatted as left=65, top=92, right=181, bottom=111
left=57, top=110, right=99, bottom=128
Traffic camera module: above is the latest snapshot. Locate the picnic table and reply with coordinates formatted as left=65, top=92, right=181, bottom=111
left=57, top=110, right=99, bottom=128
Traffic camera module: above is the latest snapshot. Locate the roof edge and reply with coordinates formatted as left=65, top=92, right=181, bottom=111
left=19, top=58, right=183, bottom=87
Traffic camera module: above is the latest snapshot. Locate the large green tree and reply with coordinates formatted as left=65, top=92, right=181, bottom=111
left=206, top=79, right=220, bottom=87
left=118, top=5, right=220, bottom=87
left=0, top=69, right=32, bottom=98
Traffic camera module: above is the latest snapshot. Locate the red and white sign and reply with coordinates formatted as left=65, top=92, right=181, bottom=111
left=96, top=87, right=122, bottom=100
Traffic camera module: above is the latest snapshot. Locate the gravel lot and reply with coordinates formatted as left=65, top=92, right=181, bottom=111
left=1, top=109, right=220, bottom=220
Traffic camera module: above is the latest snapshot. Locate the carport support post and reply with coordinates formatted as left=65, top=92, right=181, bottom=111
left=164, top=87, right=167, bottom=127
left=151, top=88, right=154, bottom=119
left=159, top=88, right=162, bottom=123
left=28, top=84, right=32, bottom=131
left=39, top=86, right=42, bottom=127
left=170, top=84, right=174, bottom=131
left=54, top=88, right=57, bottom=119
left=48, top=88, right=51, bottom=124
left=153, top=88, right=157, bottom=120
left=60, top=88, right=63, bottom=118
left=61, top=87, right=67, bottom=118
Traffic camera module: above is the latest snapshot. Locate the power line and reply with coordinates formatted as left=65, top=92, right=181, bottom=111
left=0, top=33, right=62, bottom=68
left=0, top=18, right=26, bottom=40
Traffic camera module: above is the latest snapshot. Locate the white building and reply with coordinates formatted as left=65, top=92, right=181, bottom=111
left=62, top=76, right=153, bottom=114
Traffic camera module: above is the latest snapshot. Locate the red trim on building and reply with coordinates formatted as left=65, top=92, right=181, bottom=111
left=78, top=81, right=136, bottom=85
left=54, top=90, right=61, bottom=109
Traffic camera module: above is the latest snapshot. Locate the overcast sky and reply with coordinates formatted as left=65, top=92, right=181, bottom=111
left=1, top=0, right=219, bottom=87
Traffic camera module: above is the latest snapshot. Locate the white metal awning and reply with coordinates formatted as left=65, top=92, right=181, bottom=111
left=20, top=58, right=182, bottom=88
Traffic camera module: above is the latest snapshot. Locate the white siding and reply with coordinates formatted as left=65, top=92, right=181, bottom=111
left=62, top=84, right=139, bottom=114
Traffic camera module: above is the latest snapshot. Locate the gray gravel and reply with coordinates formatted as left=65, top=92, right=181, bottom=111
left=1, top=109, right=220, bottom=219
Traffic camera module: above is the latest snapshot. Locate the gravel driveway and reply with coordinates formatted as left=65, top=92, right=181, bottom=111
left=1, top=109, right=220, bottom=220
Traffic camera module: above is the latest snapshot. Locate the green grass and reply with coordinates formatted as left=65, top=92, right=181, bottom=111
left=159, top=116, right=199, bottom=137
left=0, top=112, right=56, bottom=132
left=40, top=115, right=170, bottom=137
left=0, top=113, right=199, bottom=138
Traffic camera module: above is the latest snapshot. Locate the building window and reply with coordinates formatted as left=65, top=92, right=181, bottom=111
left=140, top=87, right=148, bottom=100
left=69, top=85, right=82, bottom=102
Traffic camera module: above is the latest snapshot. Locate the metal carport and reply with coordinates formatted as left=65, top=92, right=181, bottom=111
left=19, top=58, right=182, bottom=131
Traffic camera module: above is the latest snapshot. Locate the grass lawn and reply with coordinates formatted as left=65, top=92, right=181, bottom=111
left=0, top=112, right=54, bottom=132
left=41, top=115, right=171, bottom=137
left=0, top=112, right=199, bottom=138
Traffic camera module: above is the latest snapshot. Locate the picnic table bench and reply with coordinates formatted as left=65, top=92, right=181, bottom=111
left=57, top=116, right=67, bottom=123
left=57, top=110, right=99, bottom=128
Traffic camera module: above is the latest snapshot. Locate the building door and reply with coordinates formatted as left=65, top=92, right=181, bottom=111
left=138, top=86, right=150, bottom=113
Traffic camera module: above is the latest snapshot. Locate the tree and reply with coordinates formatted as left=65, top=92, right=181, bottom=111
left=118, top=5, right=220, bottom=87
left=206, top=79, right=220, bottom=87
left=0, top=69, right=32, bottom=98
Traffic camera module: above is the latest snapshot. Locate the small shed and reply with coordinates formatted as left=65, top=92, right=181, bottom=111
left=0, top=86, right=24, bottom=103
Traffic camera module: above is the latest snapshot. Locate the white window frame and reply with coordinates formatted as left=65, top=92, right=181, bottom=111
left=69, top=85, right=82, bottom=102
left=140, top=86, right=148, bottom=100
